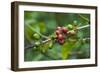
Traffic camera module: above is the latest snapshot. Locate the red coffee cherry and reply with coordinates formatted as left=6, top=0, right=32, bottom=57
left=57, top=34, right=64, bottom=40
left=56, top=30, right=61, bottom=35
left=62, top=27, right=68, bottom=34
left=58, top=39, right=65, bottom=44
left=55, top=26, right=67, bottom=45
left=56, top=26, right=62, bottom=30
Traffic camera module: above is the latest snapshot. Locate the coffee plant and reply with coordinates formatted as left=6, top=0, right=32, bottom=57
left=24, top=11, right=90, bottom=61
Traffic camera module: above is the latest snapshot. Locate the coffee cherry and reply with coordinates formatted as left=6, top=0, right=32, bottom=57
left=48, top=41, right=53, bottom=49
left=33, top=33, right=40, bottom=40
left=68, top=30, right=76, bottom=35
left=73, top=20, right=77, bottom=25
left=62, top=27, right=68, bottom=34
left=58, top=39, right=65, bottom=44
left=67, top=24, right=73, bottom=29
left=57, top=34, right=64, bottom=40
left=56, top=30, right=61, bottom=35
left=35, top=41, right=40, bottom=46
left=56, top=26, right=62, bottom=30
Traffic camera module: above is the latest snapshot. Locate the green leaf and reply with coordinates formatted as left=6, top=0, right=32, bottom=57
left=24, top=49, right=33, bottom=61
left=38, top=22, right=46, bottom=33
left=61, top=41, right=76, bottom=59
left=72, top=40, right=82, bottom=50
left=32, top=54, right=43, bottom=61
left=24, top=49, right=42, bottom=61
left=35, top=26, right=40, bottom=33
left=61, top=47, right=69, bottom=59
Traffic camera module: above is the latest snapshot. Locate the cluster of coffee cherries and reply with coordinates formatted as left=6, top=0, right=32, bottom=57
left=55, top=24, right=76, bottom=44
left=55, top=26, right=68, bottom=44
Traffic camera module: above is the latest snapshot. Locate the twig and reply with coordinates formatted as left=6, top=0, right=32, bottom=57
left=25, top=25, right=90, bottom=49
left=25, top=38, right=51, bottom=49
left=38, top=33, right=48, bottom=39
left=25, top=44, right=35, bottom=49
left=82, top=37, right=90, bottom=40
left=41, top=38, right=51, bottom=44
left=77, top=25, right=90, bottom=30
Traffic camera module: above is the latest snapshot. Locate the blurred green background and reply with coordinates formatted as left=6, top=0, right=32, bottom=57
left=24, top=11, right=90, bottom=61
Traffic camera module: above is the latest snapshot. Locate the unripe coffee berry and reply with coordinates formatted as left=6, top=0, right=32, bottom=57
left=56, top=26, right=62, bottom=30
left=35, top=41, right=40, bottom=46
left=67, top=24, right=73, bottom=29
left=33, top=33, right=40, bottom=39
left=68, top=30, right=76, bottom=35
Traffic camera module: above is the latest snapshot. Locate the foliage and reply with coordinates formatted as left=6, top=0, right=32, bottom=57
left=24, top=11, right=90, bottom=61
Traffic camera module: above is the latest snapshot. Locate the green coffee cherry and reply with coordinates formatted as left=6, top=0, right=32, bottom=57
left=67, top=24, right=73, bottom=29
left=33, top=46, right=37, bottom=50
left=68, top=30, right=76, bottom=35
left=49, top=41, right=53, bottom=49
left=33, top=33, right=40, bottom=40
left=73, top=20, right=77, bottom=24
left=82, top=38, right=87, bottom=43
left=35, top=41, right=40, bottom=46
